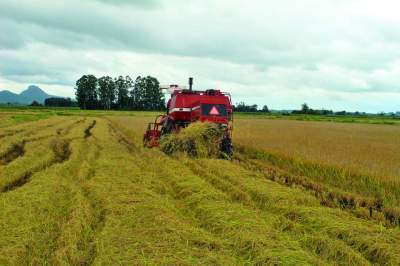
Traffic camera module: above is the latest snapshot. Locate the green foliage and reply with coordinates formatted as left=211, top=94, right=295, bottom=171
left=301, top=103, right=309, bottom=113
left=261, top=105, right=270, bottom=112
left=133, top=76, right=164, bottom=110
left=235, top=112, right=400, bottom=125
left=114, top=75, right=131, bottom=110
left=29, top=100, right=42, bottom=107
left=44, top=97, right=76, bottom=107
left=75, top=74, right=98, bottom=110
left=75, top=74, right=164, bottom=111
left=97, top=76, right=115, bottom=110
left=235, top=101, right=258, bottom=112
left=10, top=113, right=52, bottom=123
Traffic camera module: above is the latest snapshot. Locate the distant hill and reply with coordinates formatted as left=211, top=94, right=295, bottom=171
left=0, top=85, right=59, bottom=104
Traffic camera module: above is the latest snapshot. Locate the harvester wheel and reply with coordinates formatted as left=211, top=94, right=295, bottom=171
left=220, top=135, right=233, bottom=158
left=143, top=135, right=149, bottom=147
left=161, top=118, right=174, bottom=136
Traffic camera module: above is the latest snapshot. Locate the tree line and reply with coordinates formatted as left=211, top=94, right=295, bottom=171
left=75, top=75, right=165, bottom=110
left=45, top=98, right=77, bottom=107
left=291, top=103, right=368, bottom=116
left=233, top=102, right=378, bottom=116
left=234, top=102, right=270, bottom=112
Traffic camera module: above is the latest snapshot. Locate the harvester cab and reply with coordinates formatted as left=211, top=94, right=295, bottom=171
left=143, top=77, right=233, bottom=156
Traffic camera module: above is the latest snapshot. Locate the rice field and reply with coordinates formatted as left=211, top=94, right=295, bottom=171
left=1, top=109, right=400, bottom=265
left=234, top=119, right=400, bottom=179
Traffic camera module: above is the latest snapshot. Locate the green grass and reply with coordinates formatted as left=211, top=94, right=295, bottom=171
left=1, top=106, right=399, bottom=126
left=10, top=113, right=53, bottom=123
left=235, top=112, right=400, bottom=125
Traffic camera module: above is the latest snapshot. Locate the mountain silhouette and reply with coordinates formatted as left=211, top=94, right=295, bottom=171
left=0, top=85, right=59, bottom=104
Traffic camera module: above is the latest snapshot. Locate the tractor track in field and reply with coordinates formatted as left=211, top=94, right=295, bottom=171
left=184, top=160, right=331, bottom=261
left=58, top=118, right=86, bottom=136
left=80, top=125, right=107, bottom=266
left=228, top=153, right=400, bottom=264
left=20, top=120, right=105, bottom=265
left=0, top=129, right=24, bottom=140
left=1, top=139, right=71, bottom=193
left=12, top=118, right=84, bottom=141
left=233, top=152, right=400, bottom=227
left=1, top=120, right=103, bottom=263
left=183, top=159, right=378, bottom=265
left=0, top=119, right=84, bottom=193
left=0, top=119, right=84, bottom=170
left=108, top=117, right=398, bottom=231
left=87, top=121, right=399, bottom=265
left=107, top=121, right=384, bottom=265
left=107, top=122, right=139, bottom=153
left=105, top=123, right=331, bottom=264
left=0, top=119, right=65, bottom=140
left=0, top=142, right=25, bottom=166
left=50, top=123, right=106, bottom=265
left=84, top=120, right=96, bottom=139
left=105, top=123, right=243, bottom=256
left=1, top=172, right=33, bottom=193
left=83, top=194, right=107, bottom=266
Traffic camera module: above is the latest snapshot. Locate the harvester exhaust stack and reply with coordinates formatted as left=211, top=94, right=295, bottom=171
left=189, top=77, right=193, bottom=91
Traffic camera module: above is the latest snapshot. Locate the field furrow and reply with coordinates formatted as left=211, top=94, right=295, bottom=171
left=51, top=120, right=104, bottom=265
left=108, top=116, right=400, bottom=265
left=0, top=129, right=24, bottom=140
left=0, top=119, right=97, bottom=264
left=84, top=119, right=245, bottom=265
left=0, top=142, right=25, bottom=166
left=107, top=122, right=324, bottom=265
left=1, top=112, right=399, bottom=265
left=0, top=119, right=87, bottom=192
left=234, top=150, right=400, bottom=228
left=0, top=117, right=63, bottom=139
left=186, top=159, right=400, bottom=265
left=0, top=117, right=84, bottom=158
left=164, top=158, right=370, bottom=265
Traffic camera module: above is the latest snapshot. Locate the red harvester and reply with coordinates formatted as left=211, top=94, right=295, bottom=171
left=143, top=77, right=233, bottom=156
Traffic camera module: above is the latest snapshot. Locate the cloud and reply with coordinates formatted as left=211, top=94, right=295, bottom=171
left=0, top=0, right=400, bottom=112
left=93, top=0, right=162, bottom=8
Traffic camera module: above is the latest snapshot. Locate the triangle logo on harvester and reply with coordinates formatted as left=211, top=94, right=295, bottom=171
left=209, top=106, right=219, bottom=115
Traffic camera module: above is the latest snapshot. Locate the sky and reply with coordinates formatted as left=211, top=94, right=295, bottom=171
left=0, top=0, right=400, bottom=112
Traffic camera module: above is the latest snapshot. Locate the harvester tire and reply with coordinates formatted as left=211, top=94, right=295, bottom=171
left=161, top=118, right=174, bottom=136
left=220, top=135, right=233, bottom=158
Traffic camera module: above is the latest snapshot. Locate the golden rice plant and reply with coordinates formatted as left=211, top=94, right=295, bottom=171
left=160, top=122, right=224, bottom=158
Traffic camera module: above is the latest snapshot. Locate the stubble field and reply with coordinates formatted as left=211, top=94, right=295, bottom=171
left=0, top=109, right=400, bottom=265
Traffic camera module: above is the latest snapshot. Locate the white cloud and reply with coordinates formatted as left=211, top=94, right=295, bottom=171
left=0, top=0, right=400, bottom=112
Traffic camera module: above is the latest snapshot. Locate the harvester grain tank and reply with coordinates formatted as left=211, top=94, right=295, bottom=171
left=143, top=78, right=233, bottom=156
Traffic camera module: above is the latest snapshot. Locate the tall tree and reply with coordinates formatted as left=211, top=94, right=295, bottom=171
left=125, top=75, right=134, bottom=109
left=262, top=105, right=270, bottom=113
left=301, top=103, right=310, bottom=114
left=133, top=76, right=164, bottom=110
left=114, top=76, right=129, bottom=109
left=132, top=76, right=145, bottom=110
left=45, top=97, right=76, bottom=107
left=145, top=76, right=164, bottom=110
left=235, top=102, right=258, bottom=112
left=75, top=74, right=164, bottom=111
left=75, top=74, right=98, bottom=109
left=98, top=76, right=115, bottom=110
